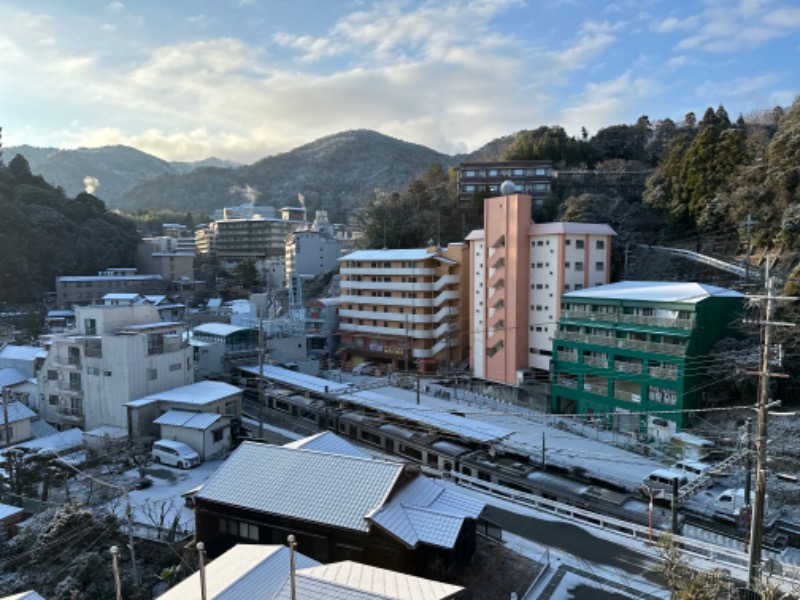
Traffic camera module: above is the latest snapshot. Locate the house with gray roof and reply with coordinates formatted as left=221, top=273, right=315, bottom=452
left=194, top=435, right=485, bottom=579
left=159, top=543, right=463, bottom=600
left=153, top=409, right=231, bottom=459
left=1, top=401, right=36, bottom=445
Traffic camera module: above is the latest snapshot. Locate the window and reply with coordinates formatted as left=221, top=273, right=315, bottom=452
left=48, top=370, right=58, bottom=381
left=49, top=394, right=59, bottom=406
left=575, top=262, right=584, bottom=271
left=87, top=366, right=101, bottom=376
left=565, top=239, right=571, bottom=246
left=104, top=370, right=112, bottom=376
left=212, top=429, right=224, bottom=443
left=147, top=368, right=158, bottom=381
left=169, top=363, right=181, bottom=372
left=596, top=240, right=605, bottom=250
left=537, top=241, right=543, bottom=246
left=595, top=262, right=604, bottom=271
left=565, top=262, right=571, bottom=268
left=575, top=240, right=585, bottom=249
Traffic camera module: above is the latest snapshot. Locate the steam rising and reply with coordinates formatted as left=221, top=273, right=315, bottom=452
left=230, top=184, right=259, bottom=205
left=83, top=176, right=100, bottom=194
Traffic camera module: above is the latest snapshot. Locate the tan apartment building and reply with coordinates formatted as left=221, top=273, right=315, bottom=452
left=467, top=192, right=615, bottom=385
left=337, top=245, right=468, bottom=373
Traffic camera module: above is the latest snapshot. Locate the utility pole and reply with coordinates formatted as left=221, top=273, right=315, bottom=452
left=404, top=314, right=409, bottom=374
left=2, top=387, right=11, bottom=448
left=126, top=499, right=140, bottom=587
left=258, top=314, right=265, bottom=440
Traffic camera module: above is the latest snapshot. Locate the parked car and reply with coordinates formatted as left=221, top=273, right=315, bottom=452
left=352, top=361, right=376, bottom=375
left=672, top=459, right=712, bottom=481
left=642, top=468, right=689, bottom=499
left=151, top=439, right=201, bottom=469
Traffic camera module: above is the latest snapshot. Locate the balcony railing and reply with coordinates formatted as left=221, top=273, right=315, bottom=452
left=583, top=383, right=608, bottom=396
left=558, top=352, right=578, bottom=363
left=583, top=356, right=608, bottom=369
left=613, top=389, right=642, bottom=403
left=561, top=309, right=695, bottom=330
left=614, top=362, right=642, bottom=374
left=649, top=366, right=679, bottom=380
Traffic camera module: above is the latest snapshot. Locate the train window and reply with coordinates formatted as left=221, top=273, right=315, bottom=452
left=477, top=471, right=491, bottom=482
left=443, top=461, right=453, bottom=471
left=275, top=400, right=290, bottom=413
left=300, top=409, right=316, bottom=422
left=462, top=466, right=473, bottom=477
left=398, top=444, right=423, bottom=461
left=360, top=430, right=382, bottom=446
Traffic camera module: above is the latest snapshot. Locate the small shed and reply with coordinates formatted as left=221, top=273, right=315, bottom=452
left=154, top=410, right=231, bottom=460
left=0, top=502, right=26, bottom=537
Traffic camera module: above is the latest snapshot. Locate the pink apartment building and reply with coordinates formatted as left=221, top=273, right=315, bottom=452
left=467, top=193, right=615, bottom=385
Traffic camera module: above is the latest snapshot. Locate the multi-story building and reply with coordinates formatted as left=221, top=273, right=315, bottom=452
left=194, top=207, right=309, bottom=288
left=337, top=244, right=468, bottom=373
left=285, top=211, right=343, bottom=288
left=136, top=237, right=195, bottom=281
left=467, top=192, right=615, bottom=385
left=55, top=268, right=169, bottom=309
left=38, top=303, right=194, bottom=431
left=550, top=281, right=744, bottom=433
left=457, top=160, right=554, bottom=206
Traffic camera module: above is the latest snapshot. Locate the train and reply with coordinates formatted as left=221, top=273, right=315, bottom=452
left=243, top=388, right=670, bottom=530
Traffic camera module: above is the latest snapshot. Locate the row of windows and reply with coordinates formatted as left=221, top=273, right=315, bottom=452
left=462, top=168, right=550, bottom=177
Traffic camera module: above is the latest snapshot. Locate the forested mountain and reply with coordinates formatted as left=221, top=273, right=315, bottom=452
left=115, top=130, right=451, bottom=221
left=0, top=155, right=140, bottom=303
left=4, top=144, right=237, bottom=203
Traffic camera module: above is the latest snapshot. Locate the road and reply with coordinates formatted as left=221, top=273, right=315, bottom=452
left=483, top=504, right=668, bottom=589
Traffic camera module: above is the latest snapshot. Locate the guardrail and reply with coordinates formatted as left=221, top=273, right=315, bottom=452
left=450, top=471, right=798, bottom=578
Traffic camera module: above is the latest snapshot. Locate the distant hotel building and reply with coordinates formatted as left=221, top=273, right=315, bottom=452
left=457, top=160, right=553, bottom=206
left=337, top=245, right=468, bottom=373
left=466, top=191, right=615, bottom=385
left=55, top=268, right=168, bottom=309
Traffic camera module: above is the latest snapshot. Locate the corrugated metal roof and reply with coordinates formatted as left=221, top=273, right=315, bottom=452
left=563, top=281, right=743, bottom=303
left=154, top=410, right=222, bottom=430
left=0, top=346, right=47, bottom=361
left=193, top=323, right=253, bottom=336
left=238, top=364, right=351, bottom=394
left=284, top=431, right=372, bottom=459
left=127, top=381, right=240, bottom=407
left=528, top=222, right=617, bottom=236
left=158, top=544, right=319, bottom=600
left=2, top=401, right=36, bottom=425
left=293, top=561, right=463, bottom=600
left=0, top=367, right=28, bottom=388
left=341, top=389, right=511, bottom=443
left=198, top=443, right=404, bottom=532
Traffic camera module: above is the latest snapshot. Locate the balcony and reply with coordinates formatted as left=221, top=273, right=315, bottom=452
left=614, top=361, right=642, bottom=374
left=58, top=407, right=85, bottom=425
left=557, top=352, right=578, bottom=363
left=583, top=383, right=608, bottom=397
left=583, top=356, right=608, bottom=369
left=649, top=366, right=679, bottom=380
left=613, top=389, right=642, bottom=403
left=561, top=309, right=695, bottom=330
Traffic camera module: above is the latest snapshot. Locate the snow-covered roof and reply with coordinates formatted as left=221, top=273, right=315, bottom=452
left=193, top=323, right=253, bottom=336
left=84, top=425, right=128, bottom=439
left=198, top=437, right=483, bottom=550
left=284, top=431, right=372, bottom=459
left=339, top=248, right=438, bottom=262
left=157, top=544, right=320, bottom=600
left=0, top=502, right=25, bottom=521
left=57, top=274, right=162, bottom=281
left=465, top=229, right=484, bottom=241
left=1, top=592, right=46, bottom=600
left=528, top=222, right=617, bottom=236
left=126, top=381, right=241, bottom=407
left=341, top=389, right=511, bottom=444
left=198, top=442, right=404, bottom=533
left=238, top=364, right=351, bottom=394
left=207, top=298, right=223, bottom=308
left=103, top=293, right=143, bottom=301
left=13, top=428, right=84, bottom=453
left=30, top=419, right=58, bottom=439
left=2, top=401, right=36, bottom=425
left=123, top=321, right=182, bottom=330
left=0, top=367, right=28, bottom=388
left=288, top=561, right=463, bottom=599
left=563, top=281, right=743, bottom=304
left=154, top=410, right=223, bottom=430
left=0, top=345, right=47, bottom=361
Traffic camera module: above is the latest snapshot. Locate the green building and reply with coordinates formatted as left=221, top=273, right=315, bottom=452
left=551, top=281, right=744, bottom=435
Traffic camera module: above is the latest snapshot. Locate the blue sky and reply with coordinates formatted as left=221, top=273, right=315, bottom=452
left=1, top=0, right=798, bottom=162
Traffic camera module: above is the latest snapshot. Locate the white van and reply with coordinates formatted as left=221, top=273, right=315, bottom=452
left=714, top=488, right=766, bottom=517
left=672, top=459, right=711, bottom=481
left=152, top=440, right=201, bottom=469
left=642, top=468, right=689, bottom=499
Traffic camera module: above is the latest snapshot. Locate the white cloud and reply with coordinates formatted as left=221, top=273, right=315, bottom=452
left=652, top=15, right=698, bottom=33
left=106, top=2, right=124, bottom=13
